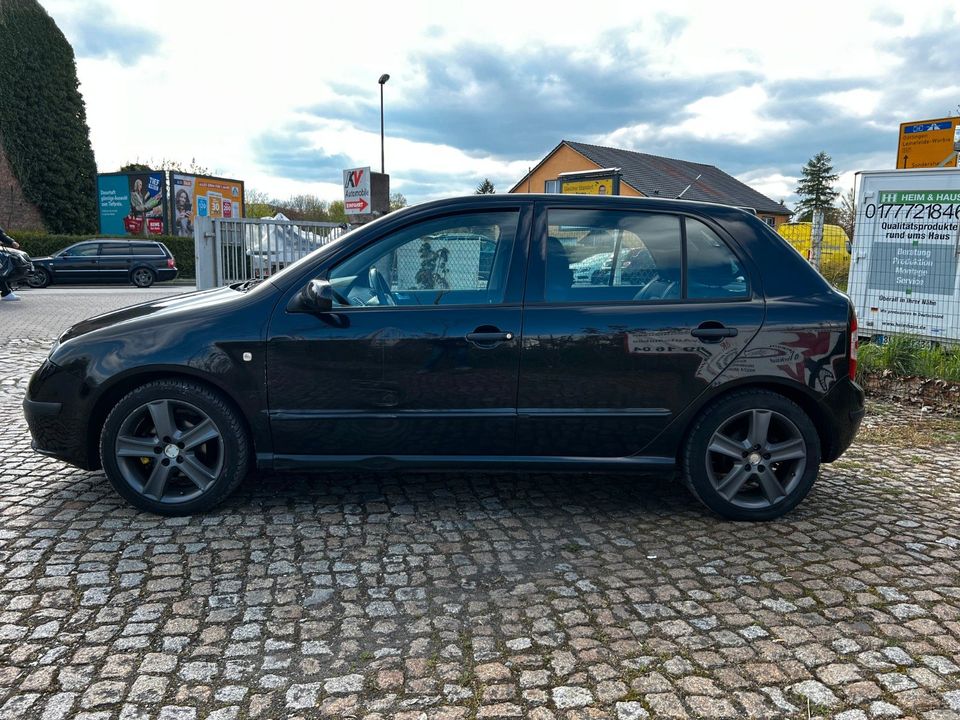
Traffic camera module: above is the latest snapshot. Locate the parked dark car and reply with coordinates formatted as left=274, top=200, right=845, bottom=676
left=23, top=195, right=864, bottom=520
left=27, top=240, right=178, bottom=288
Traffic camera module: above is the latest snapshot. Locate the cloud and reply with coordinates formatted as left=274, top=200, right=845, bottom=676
left=49, top=1, right=160, bottom=65
left=254, top=129, right=357, bottom=183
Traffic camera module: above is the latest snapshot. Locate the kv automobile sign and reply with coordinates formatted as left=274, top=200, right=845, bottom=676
left=343, top=167, right=371, bottom=215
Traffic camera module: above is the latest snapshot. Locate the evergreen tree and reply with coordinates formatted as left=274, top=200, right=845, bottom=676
left=0, top=0, right=98, bottom=233
left=793, top=152, right=839, bottom=222
left=475, top=178, right=496, bottom=194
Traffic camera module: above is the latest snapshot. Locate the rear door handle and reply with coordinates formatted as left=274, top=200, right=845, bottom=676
left=691, top=326, right=738, bottom=341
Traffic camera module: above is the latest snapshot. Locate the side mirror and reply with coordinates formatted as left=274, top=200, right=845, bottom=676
left=288, top=279, right=335, bottom=313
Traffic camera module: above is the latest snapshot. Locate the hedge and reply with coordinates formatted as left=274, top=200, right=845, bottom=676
left=0, top=1, right=98, bottom=233
left=10, top=231, right=196, bottom=279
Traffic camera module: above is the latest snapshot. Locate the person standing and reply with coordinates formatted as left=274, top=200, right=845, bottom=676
left=0, top=226, right=22, bottom=301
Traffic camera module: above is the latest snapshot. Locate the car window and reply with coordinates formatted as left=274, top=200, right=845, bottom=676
left=685, top=218, right=748, bottom=299
left=61, top=243, right=100, bottom=257
left=60, top=243, right=100, bottom=257
left=545, top=210, right=682, bottom=302
left=325, top=211, right=519, bottom=307
left=131, top=244, right=165, bottom=256
left=99, top=243, right=130, bottom=256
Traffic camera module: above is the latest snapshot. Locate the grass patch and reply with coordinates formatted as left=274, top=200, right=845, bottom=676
left=856, top=416, right=960, bottom=447
left=858, top=337, right=960, bottom=383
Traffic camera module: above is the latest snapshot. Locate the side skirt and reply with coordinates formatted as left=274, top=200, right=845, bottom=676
left=256, top=453, right=676, bottom=473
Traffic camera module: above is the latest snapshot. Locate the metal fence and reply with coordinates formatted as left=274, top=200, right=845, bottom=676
left=194, top=217, right=345, bottom=290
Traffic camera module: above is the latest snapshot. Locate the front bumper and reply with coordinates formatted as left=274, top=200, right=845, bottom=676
left=23, top=360, right=97, bottom=469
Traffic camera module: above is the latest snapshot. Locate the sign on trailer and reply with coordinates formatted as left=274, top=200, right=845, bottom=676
left=343, top=167, right=372, bottom=215
left=847, top=168, right=960, bottom=343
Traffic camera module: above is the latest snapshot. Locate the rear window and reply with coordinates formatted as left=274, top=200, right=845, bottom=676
left=131, top=243, right=166, bottom=256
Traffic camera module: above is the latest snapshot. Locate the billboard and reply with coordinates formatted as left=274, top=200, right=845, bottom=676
left=896, top=117, right=960, bottom=169
left=558, top=169, right=621, bottom=195
left=561, top=178, right=615, bottom=195
left=847, top=169, right=960, bottom=343
left=170, top=174, right=245, bottom=237
left=97, top=171, right=167, bottom=236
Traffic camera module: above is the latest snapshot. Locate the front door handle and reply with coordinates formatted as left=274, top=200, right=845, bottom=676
left=691, top=324, right=738, bottom=342
left=466, top=331, right=514, bottom=343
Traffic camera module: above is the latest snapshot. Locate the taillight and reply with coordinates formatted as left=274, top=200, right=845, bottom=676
left=849, top=310, right=858, bottom=381
left=167, top=258, right=175, bottom=268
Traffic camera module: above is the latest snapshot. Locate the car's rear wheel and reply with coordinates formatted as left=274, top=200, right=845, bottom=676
left=100, top=379, right=249, bottom=515
left=131, top=267, right=156, bottom=288
left=682, top=390, right=820, bottom=521
left=26, top=268, right=51, bottom=288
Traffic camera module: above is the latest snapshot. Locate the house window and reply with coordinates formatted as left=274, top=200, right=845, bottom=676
left=544, top=180, right=560, bottom=193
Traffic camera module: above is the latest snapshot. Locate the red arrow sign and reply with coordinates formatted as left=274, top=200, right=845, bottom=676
left=345, top=197, right=369, bottom=212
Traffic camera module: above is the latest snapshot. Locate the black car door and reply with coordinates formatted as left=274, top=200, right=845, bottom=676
left=517, top=204, right=764, bottom=457
left=97, top=242, right=132, bottom=281
left=266, top=204, right=531, bottom=459
left=52, top=242, right=101, bottom=282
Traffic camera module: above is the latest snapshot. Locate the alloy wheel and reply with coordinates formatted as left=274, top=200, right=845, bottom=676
left=133, top=268, right=154, bottom=287
left=704, top=408, right=808, bottom=510
left=114, top=399, right=224, bottom=504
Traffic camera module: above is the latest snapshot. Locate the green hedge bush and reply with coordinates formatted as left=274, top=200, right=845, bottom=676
left=9, top=231, right=195, bottom=279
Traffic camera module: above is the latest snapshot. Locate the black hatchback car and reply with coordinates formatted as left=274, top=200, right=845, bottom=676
left=27, top=239, right=178, bottom=288
left=24, top=195, right=864, bottom=520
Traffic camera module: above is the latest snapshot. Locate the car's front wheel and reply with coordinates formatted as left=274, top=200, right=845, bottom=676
left=682, top=390, right=820, bottom=521
left=100, top=379, right=250, bottom=515
left=27, top=268, right=51, bottom=288
left=131, top=267, right=156, bottom=288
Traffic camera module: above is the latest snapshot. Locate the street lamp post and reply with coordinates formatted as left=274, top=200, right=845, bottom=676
left=378, top=73, right=390, bottom=174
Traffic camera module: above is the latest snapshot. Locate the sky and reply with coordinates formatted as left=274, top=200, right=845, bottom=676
left=40, top=0, right=960, bottom=209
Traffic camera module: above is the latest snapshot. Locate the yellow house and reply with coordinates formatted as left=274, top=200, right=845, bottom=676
left=510, top=140, right=792, bottom=228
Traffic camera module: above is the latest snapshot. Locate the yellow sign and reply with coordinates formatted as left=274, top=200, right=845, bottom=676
left=897, top=117, right=960, bottom=169
left=561, top=178, right=614, bottom=195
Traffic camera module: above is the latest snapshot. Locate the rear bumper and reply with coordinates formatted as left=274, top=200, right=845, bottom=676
left=818, top=377, right=865, bottom=462
left=157, top=268, right=178, bottom=281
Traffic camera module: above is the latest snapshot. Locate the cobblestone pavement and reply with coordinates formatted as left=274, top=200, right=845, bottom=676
left=1, top=290, right=959, bottom=719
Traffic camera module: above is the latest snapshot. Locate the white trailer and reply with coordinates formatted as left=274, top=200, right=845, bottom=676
left=847, top=168, right=960, bottom=343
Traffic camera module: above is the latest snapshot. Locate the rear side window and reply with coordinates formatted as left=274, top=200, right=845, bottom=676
left=545, top=210, right=682, bottom=302
left=132, top=244, right=165, bottom=256
left=99, top=243, right=130, bottom=256
left=542, top=210, right=748, bottom=303
left=685, top=218, right=748, bottom=299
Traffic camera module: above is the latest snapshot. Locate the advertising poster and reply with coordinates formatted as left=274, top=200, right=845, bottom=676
left=896, top=118, right=960, bottom=169
left=171, top=174, right=245, bottom=237
left=848, top=170, right=960, bottom=342
left=561, top=177, right=615, bottom=195
left=97, top=172, right=167, bottom=236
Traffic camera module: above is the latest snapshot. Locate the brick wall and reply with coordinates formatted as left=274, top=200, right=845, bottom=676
left=0, top=144, right=46, bottom=231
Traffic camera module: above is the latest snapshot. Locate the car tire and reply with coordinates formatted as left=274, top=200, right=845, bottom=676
left=131, top=267, right=156, bottom=288
left=27, top=268, right=51, bottom=288
left=100, top=379, right=250, bottom=515
left=682, top=390, right=820, bottom=521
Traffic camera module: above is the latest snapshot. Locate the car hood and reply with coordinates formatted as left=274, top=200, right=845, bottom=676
left=56, top=285, right=249, bottom=346
left=31, top=255, right=54, bottom=262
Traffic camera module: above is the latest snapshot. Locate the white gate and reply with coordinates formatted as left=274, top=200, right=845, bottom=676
left=194, top=216, right=345, bottom=290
